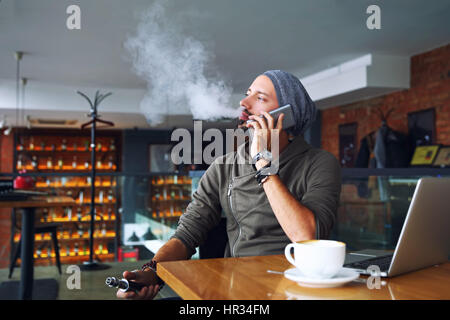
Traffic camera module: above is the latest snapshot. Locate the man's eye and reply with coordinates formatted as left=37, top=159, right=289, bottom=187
left=258, top=96, right=265, bottom=101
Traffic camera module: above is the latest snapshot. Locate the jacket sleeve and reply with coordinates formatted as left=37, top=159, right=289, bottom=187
left=170, top=159, right=223, bottom=258
left=300, top=151, right=342, bottom=240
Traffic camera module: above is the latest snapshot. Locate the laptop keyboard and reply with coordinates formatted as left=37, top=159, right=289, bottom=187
left=344, top=255, right=393, bottom=271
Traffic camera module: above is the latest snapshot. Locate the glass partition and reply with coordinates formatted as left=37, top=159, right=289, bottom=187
left=118, top=173, right=197, bottom=258
left=332, top=170, right=450, bottom=251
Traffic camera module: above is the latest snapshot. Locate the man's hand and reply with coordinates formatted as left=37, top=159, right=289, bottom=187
left=246, top=111, right=284, bottom=159
left=116, top=270, right=160, bottom=300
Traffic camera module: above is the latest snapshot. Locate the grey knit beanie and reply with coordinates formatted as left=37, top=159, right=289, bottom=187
left=263, top=70, right=317, bottom=136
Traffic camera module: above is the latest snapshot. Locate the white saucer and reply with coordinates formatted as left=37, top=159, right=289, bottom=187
left=284, top=267, right=359, bottom=288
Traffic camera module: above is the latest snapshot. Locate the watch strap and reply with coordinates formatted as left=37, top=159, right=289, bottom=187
left=141, top=260, right=165, bottom=288
left=254, top=162, right=278, bottom=186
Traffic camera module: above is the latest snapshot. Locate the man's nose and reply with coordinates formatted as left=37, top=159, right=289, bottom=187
left=240, top=96, right=252, bottom=112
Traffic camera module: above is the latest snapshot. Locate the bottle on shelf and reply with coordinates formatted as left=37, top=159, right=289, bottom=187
left=40, top=141, right=45, bottom=152
left=107, top=190, right=114, bottom=203
left=57, top=158, right=63, bottom=170
left=29, top=137, right=35, bottom=151
left=17, top=138, right=24, bottom=151
left=31, top=156, right=38, bottom=170
left=83, top=244, right=89, bottom=256
left=108, top=208, right=115, bottom=220
left=62, top=228, right=70, bottom=239
left=109, top=139, right=116, bottom=151
left=77, top=207, right=82, bottom=221
left=46, top=157, right=53, bottom=169
left=72, top=156, right=77, bottom=169
left=67, top=207, right=72, bottom=221
left=96, top=158, right=103, bottom=169
left=61, top=139, right=67, bottom=151
left=43, top=208, right=49, bottom=222
left=77, top=224, right=84, bottom=239
left=50, top=208, right=57, bottom=221
left=107, top=156, right=114, bottom=170
left=17, top=155, right=23, bottom=170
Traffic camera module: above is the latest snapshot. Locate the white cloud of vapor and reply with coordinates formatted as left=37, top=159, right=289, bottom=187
left=124, top=1, right=240, bottom=125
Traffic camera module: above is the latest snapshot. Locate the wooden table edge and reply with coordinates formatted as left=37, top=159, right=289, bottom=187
left=158, top=262, right=203, bottom=300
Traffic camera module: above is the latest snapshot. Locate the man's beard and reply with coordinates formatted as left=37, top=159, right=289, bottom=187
left=235, top=119, right=249, bottom=131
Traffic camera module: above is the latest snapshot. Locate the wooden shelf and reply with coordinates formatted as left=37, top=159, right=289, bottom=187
left=39, top=218, right=117, bottom=223
left=152, top=183, right=192, bottom=186
left=17, top=149, right=116, bottom=154
left=35, top=185, right=115, bottom=189
left=17, top=253, right=116, bottom=266
left=150, top=198, right=191, bottom=202
left=12, top=129, right=122, bottom=267
left=14, top=233, right=117, bottom=243
left=18, top=168, right=117, bottom=173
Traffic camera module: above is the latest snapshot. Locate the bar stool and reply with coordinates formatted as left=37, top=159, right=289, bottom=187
left=9, top=223, right=62, bottom=279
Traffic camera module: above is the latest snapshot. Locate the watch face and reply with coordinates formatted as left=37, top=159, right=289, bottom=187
left=261, top=150, right=272, bottom=160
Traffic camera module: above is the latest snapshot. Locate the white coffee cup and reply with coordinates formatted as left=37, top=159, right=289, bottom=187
left=284, top=240, right=346, bottom=279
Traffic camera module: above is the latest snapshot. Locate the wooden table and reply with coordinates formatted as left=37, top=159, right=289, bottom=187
left=0, top=196, right=75, bottom=300
left=158, top=255, right=450, bottom=300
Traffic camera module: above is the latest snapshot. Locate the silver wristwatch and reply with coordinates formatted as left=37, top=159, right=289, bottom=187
left=252, top=150, right=273, bottom=164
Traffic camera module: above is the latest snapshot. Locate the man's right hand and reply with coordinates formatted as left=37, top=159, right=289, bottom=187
left=116, top=270, right=160, bottom=300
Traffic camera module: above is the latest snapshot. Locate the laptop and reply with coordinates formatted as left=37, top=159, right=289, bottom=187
left=344, top=177, right=450, bottom=277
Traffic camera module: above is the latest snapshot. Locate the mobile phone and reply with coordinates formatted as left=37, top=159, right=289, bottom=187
left=246, top=104, right=295, bottom=129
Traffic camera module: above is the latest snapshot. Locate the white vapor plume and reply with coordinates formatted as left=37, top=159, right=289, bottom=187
left=124, top=2, right=240, bottom=125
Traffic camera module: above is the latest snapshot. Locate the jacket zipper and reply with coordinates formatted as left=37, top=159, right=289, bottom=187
left=227, top=177, right=241, bottom=257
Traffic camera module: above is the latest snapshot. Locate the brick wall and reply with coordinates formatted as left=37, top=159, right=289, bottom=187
left=321, top=43, right=450, bottom=160
left=0, top=131, right=14, bottom=268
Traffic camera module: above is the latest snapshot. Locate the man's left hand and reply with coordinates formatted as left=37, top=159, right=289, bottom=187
left=246, top=111, right=284, bottom=161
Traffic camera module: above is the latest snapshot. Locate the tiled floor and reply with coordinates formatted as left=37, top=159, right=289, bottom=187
left=0, top=260, right=180, bottom=300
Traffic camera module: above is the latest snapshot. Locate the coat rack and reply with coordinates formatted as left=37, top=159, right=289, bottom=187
left=375, top=106, right=395, bottom=127
left=78, top=90, right=114, bottom=271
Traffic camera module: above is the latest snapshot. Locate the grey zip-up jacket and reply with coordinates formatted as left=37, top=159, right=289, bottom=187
left=171, top=135, right=342, bottom=258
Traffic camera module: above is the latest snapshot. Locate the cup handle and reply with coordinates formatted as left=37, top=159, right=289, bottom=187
left=284, top=243, right=296, bottom=266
